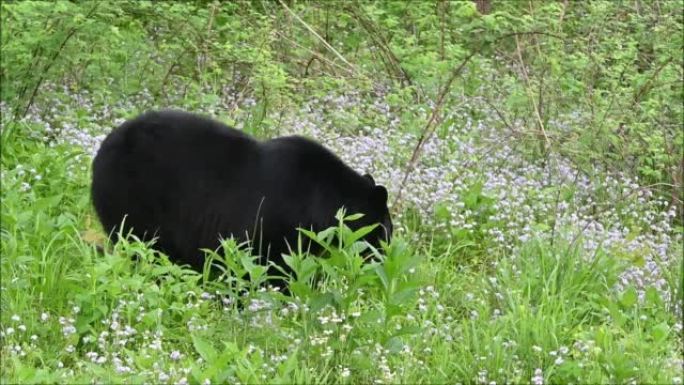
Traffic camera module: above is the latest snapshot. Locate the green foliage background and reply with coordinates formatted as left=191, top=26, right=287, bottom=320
left=3, top=1, right=682, bottom=193
left=1, top=1, right=682, bottom=384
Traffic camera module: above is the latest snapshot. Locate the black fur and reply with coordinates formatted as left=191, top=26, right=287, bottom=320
left=91, top=110, right=392, bottom=277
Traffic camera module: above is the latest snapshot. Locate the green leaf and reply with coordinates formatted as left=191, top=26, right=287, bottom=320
left=644, top=287, right=662, bottom=306
left=463, top=182, right=483, bottom=210
left=619, top=287, right=638, bottom=308
left=454, top=1, right=477, bottom=18
left=651, top=323, right=669, bottom=343
left=375, top=265, right=389, bottom=290
left=344, top=223, right=378, bottom=246
left=309, top=292, right=335, bottom=313
left=384, top=336, right=404, bottom=353
left=277, top=348, right=298, bottom=377
left=434, top=202, right=451, bottom=221
left=345, top=213, right=365, bottom=221
left=390, top=287, right=418, bottom=306
left=532, top=222, right=551, bottom=232
left=192, top=335, right=217, bottom=362
left=392, top=325, right=422, bottom=337
left=34, top=194, right=63, bottom=211
left=357, top=309, right=382, bottom=324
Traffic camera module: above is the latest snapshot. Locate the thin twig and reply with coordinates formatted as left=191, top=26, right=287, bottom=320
left=278, top=0, right=359, bottom=76
left=391, top=50, right=477, bottom=211
left=558, top=0, right=569, bottom=27
left=550, top=169, right=580, bottom=247
left=158, top=49, right=189, bottom=100
left=514, top=34, right=550, bottom=151
left=198, top=1, right=218, bottom=78
left=631, top=56, right=674, bottom=107
left=347, top=4, right=415, bottom=88
left=273, top=30, right=356, bottom=77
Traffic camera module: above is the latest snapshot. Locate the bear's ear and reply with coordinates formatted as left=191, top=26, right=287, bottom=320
left=363, top=174, right=376, bottom=185
left=374, top=185, right=388, bottom=203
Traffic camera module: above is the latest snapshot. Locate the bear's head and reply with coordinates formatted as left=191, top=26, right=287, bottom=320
left=354, top=173, right=393, bottom=249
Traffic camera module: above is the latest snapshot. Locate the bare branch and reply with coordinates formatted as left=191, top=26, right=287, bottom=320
left=278, top=0, right=360, bottom=77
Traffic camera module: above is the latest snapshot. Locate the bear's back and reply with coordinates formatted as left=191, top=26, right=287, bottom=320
left=260, top=135, right=365, bottom=192
left=99, top=110, right=254, bottom=157
left=92, top=110, right=263, bottom=266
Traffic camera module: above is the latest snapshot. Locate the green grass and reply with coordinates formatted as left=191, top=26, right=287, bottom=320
left=2, top=0, right=683, bottom=382
left=1, top=129, right=681, bottom=384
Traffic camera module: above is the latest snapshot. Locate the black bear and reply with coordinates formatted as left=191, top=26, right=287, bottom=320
left=91, top=110, right=392, bottom=281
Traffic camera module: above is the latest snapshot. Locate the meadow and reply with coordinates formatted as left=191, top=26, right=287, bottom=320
left=1, top=1, right=682, bottom=384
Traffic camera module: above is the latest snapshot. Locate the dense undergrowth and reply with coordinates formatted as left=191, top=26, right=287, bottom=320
left=1, top=1, right=682, bottom=384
